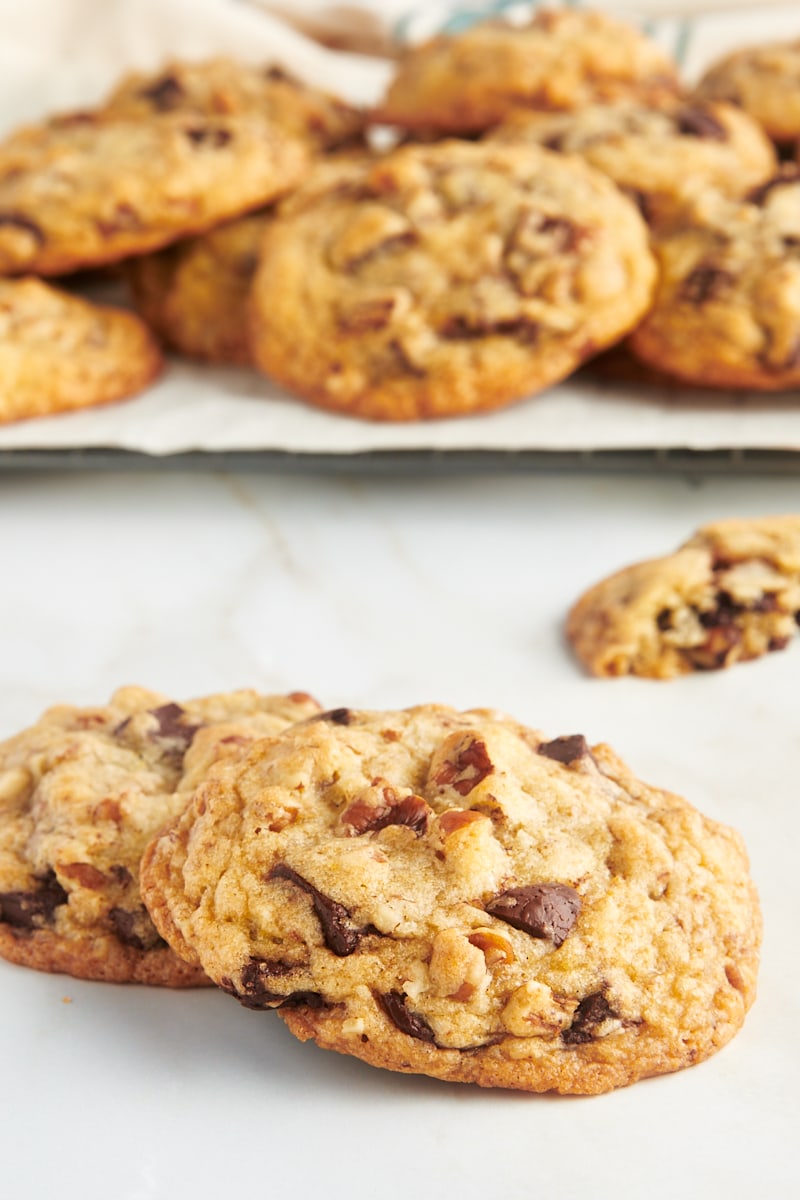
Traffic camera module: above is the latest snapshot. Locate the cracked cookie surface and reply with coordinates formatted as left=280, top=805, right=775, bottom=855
left=0, top=686, right=321, bottom=984
left=0, top=108, right=308, bottom=276
left=488, top=100, right=776, bottom=223
left=248, top=140, right=656, bottom=420
left=377, top=9, right=680, bottom=134
left=568, top=514, right=800, bottom=678
left=628, top=170, right=800, bottom=389
left=695, top=40, right=800, bottom=146
left=0, top=277, right=163, bottom=424
left=141, top=705, right=760, bottom=1093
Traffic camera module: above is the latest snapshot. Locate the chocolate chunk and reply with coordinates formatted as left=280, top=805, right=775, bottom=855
left=107, top=906, right=163, bottom=951
left=537, top=734, right=591, bottom=765
left=379, top=991, right=437, bottom=1044
left=656, top=608, right=674, bottom=631
left=698, top=592, right=743, bottom=628
left=108, top=864, right=133, bottom=886
left=320, top=707, right=353, bottom=726
left=263, top=66, right=296, bottom=84
left=0, top=212, right=46, bottom=244
left=768, top=635, right=791, bottom=652
left=440, top=315, right=539, bottom=343
left=675, top=105, right=728, bottom=141
left=746, top=170, right=799, bottom=206
left=433, top=736, right=494, bottom=796
left=232, top=957, right=302, bottom=1008
left=562, top=992, right=616, bottom=1045
left=0, top=870, right=67, bottom=930
left=342, top=789, right=431, bottom=836
left=486, top=883, right=581, bottom=948
left=270, top=864, right=361, bottom=956
left=139, top=74, right=185, bottom=111
left=148, top=703, right=201, bottom=755
left=680, top=265, right=734, bottom=305
left=185, top=126, right=232, bottom=148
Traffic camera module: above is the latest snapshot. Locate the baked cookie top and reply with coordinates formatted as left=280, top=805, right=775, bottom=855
left=488, top=100, right=777, bottom=223
left=0, top=277, right=163, bottom=424
left=0, top=686, right=321, bottom=985
left=377, top=9, right=680, bottom=133
left=0, top=108, right=309, bottom=276
left=141, top=705, right=760, bottom=1094
left=568, top=514, right=800, bottom=678
left=628, top=169, right=800, bottom=389
left=695, top=40, right=800, bottom=145
left=127, top=209, right=270, bottom=365
left=105, top=58, right=364, bottom=152
left=248, top=140, right=656, bottom=420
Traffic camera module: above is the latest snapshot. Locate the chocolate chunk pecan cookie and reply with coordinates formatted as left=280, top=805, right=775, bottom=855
left=0, top=686, right=321, bottom=984
left=104, top=58, right=364, bottom=153
left=0, top=108, right=308, bottom=276
left=140, top=705, right=760, bottom=1094
left=568, top=515, right=800, bottom=678
left=0, top=277, right=163, bottom=424
left=488, top=100, right=777, bottom=224
left=377, top=9, right=680, bottom=134
left=695, top=40, right=800, bottom=148
left=628, top=169, right=800, bottom=389
left=248, top=141, right=656, bottom=420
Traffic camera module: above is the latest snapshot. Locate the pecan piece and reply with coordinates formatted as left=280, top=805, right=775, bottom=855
left=432, top=735, right=494, bottom=796
left=342, top=783, right=431, bottom=836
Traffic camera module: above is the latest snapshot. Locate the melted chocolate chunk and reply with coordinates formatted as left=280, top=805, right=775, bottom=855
left=185, top=126, right=232, bottom=148
left=320, top=707, right=353, bottom=726
left=537, top=734, right=591, bottom=765
left=139, top=74, right=185, bottom=111
left=379, top=991, right=436, bottom=1044
left=434, top=737, right=494, bottom=796
left=675, top=105, right=728, bottom=141
left=270, top=864, right=361, bottom=956
left=698, top=592, right=744, bottom=628
left=486, top=883, right=581, bottom=948
left=656, top=608, right=674, bottom=631
left=440, top=315, right=539, bottom=343
left=264, top=66, right=296, bottom=84
left=746, top=170, right=799, bottom=206
left=107, top=906, right=163, bottom=951
left=0, top=212, right=46, bottom=244
left=232, top=957, right=308, bottom=1009
left=680, top=265, right=734, bottom=306
left=562, top=992, right=616, bottom=1045
left=0, top=870, right=67, bottom=930
left=148, top=703, right=201, bottom=755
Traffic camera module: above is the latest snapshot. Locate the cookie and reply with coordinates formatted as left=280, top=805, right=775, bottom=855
left=140, top=705, right=760, bottom=1094
left=567, top=515, right=800, bottom=678
left=0, top=108, right=309, bottom=276
left=105, top=58, right=365, bottom=152
left=0, top=277, right=163, bottom=424
left=628, top=169, right=800, bottom=389
left=248, top=140, right=656, bottom=420
left=0, top=686, right=321, bottom=984
left=488, top=100, right=777, bottom=224
left=377, top=9, right=680, bottom=134
left=126, top=209, right=269, bottom=365
left=695, top=40, right=800, bottom=147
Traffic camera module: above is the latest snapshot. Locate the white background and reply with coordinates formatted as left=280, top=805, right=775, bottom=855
left=0, top=467, right=798, bottom=1198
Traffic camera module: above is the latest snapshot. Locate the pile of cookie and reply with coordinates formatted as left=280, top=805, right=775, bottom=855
left=6, top=512, right=794, bottom=1095
left=2, top=8, right=800, bottom=425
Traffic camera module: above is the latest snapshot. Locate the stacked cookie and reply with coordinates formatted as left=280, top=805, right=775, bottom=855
left=3, top=8, right=800, bottom=425
left=0, top=687, right=761, bottom=1095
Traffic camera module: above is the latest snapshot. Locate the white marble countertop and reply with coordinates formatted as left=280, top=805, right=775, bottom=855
left=1, top=465, right=798, bottom=1199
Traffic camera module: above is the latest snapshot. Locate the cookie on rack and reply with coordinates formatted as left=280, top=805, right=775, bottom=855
left=0, top=277, right=163, bottom=425
left=627, top=168, right=800, bottom=389
left=694, top=39, right=800, bottom=149
left=0, top=108, right=309, bottom=276
left=104, top=58, right=365, bottom=152
left=568, top=515, right=800, bottom=678
left=248, top=140, right=656, bottom=420
left=0, top=686, right=321, bottom=985
left=488, top=100, right=777, bottom=223
left=377, top=9, right=680, bottom=134
left=141, top=704, right=760, bottom=1095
